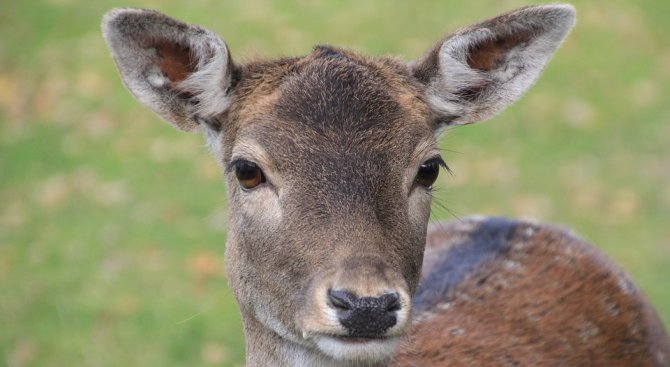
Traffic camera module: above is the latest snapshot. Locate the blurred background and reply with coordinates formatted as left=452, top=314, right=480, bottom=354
left=1, top=0, right=668, bottom=365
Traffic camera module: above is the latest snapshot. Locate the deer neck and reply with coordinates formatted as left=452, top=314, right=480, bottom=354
left=242, top=314, right=391, bottom=367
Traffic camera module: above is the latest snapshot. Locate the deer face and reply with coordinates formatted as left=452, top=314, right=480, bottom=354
left=221, top=49, right=437, bottom=361
left=103, top=6, right=574, bottom=364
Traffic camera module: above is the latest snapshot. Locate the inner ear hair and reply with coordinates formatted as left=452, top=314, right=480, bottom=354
left=145, top=37, right=199, bottom=88
left=466, top=32, right=531, bottom=71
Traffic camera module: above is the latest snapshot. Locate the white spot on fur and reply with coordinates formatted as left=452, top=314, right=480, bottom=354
left=523, top=227, right=535, bottom=237
left=561, top=245, right=575, bottom=258
left=605, top=301, right=619, bottom=316
left=579, top=321, right=600, bottom=342
left=146, top=70, right=169, bottom=88
left=617, top=275, right=634, bottom=295
left=437, top=302, right=452, bottom=311
left=449, top=327, right=465, bottom=336
left=412, top=312, right=436, bottom=323
left=503, top=260, right=521, bottom=270
left=512, top=241, right=528, bottom=251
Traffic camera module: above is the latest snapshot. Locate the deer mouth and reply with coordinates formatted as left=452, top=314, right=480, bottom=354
left=331, top=335, right=395, bottom=343
left=313, top=333, right=402, bottom=362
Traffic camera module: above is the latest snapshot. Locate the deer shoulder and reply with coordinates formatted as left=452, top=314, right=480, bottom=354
left=393, top=217, right=670, bottom=366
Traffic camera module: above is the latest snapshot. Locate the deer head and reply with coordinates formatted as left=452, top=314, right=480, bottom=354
left=103, top=5, right=575, bottom=365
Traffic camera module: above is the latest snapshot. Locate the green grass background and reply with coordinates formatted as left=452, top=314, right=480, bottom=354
left=1, top=0, right=668, bottom=365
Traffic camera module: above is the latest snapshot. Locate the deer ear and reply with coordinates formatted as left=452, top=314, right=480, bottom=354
left=413, top=4, right=576, bottom=127
left=102, top=8, right=235, bottom=132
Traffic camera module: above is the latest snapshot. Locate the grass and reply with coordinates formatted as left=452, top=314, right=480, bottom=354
left=1, top=0, right=668, bottom=366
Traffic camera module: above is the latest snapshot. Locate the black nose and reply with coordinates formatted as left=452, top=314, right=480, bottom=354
left=327, top=289, right=400, bottom=337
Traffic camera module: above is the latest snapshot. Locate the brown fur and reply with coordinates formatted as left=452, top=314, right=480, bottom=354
left=393, top=219, right=670, bottom=366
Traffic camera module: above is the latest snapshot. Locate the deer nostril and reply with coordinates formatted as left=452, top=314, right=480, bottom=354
left=328, top=289, right=357, bottom=311
left=382, top=292, right=401, bottom=312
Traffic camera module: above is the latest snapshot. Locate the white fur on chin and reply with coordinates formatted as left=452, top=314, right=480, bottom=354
left=314, top=335, right=401, bottom=364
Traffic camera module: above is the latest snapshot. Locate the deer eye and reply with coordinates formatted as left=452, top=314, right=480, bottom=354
left=415, top=157, right=446, bottom=189
left=234, top=160, right=266, bottom=190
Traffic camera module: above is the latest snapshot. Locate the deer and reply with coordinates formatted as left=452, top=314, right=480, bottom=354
left=102, top=4, right=670, bottom=366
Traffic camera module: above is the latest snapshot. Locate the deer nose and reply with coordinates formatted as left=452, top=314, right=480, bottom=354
left=327, top=289, right=401, bottom=337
